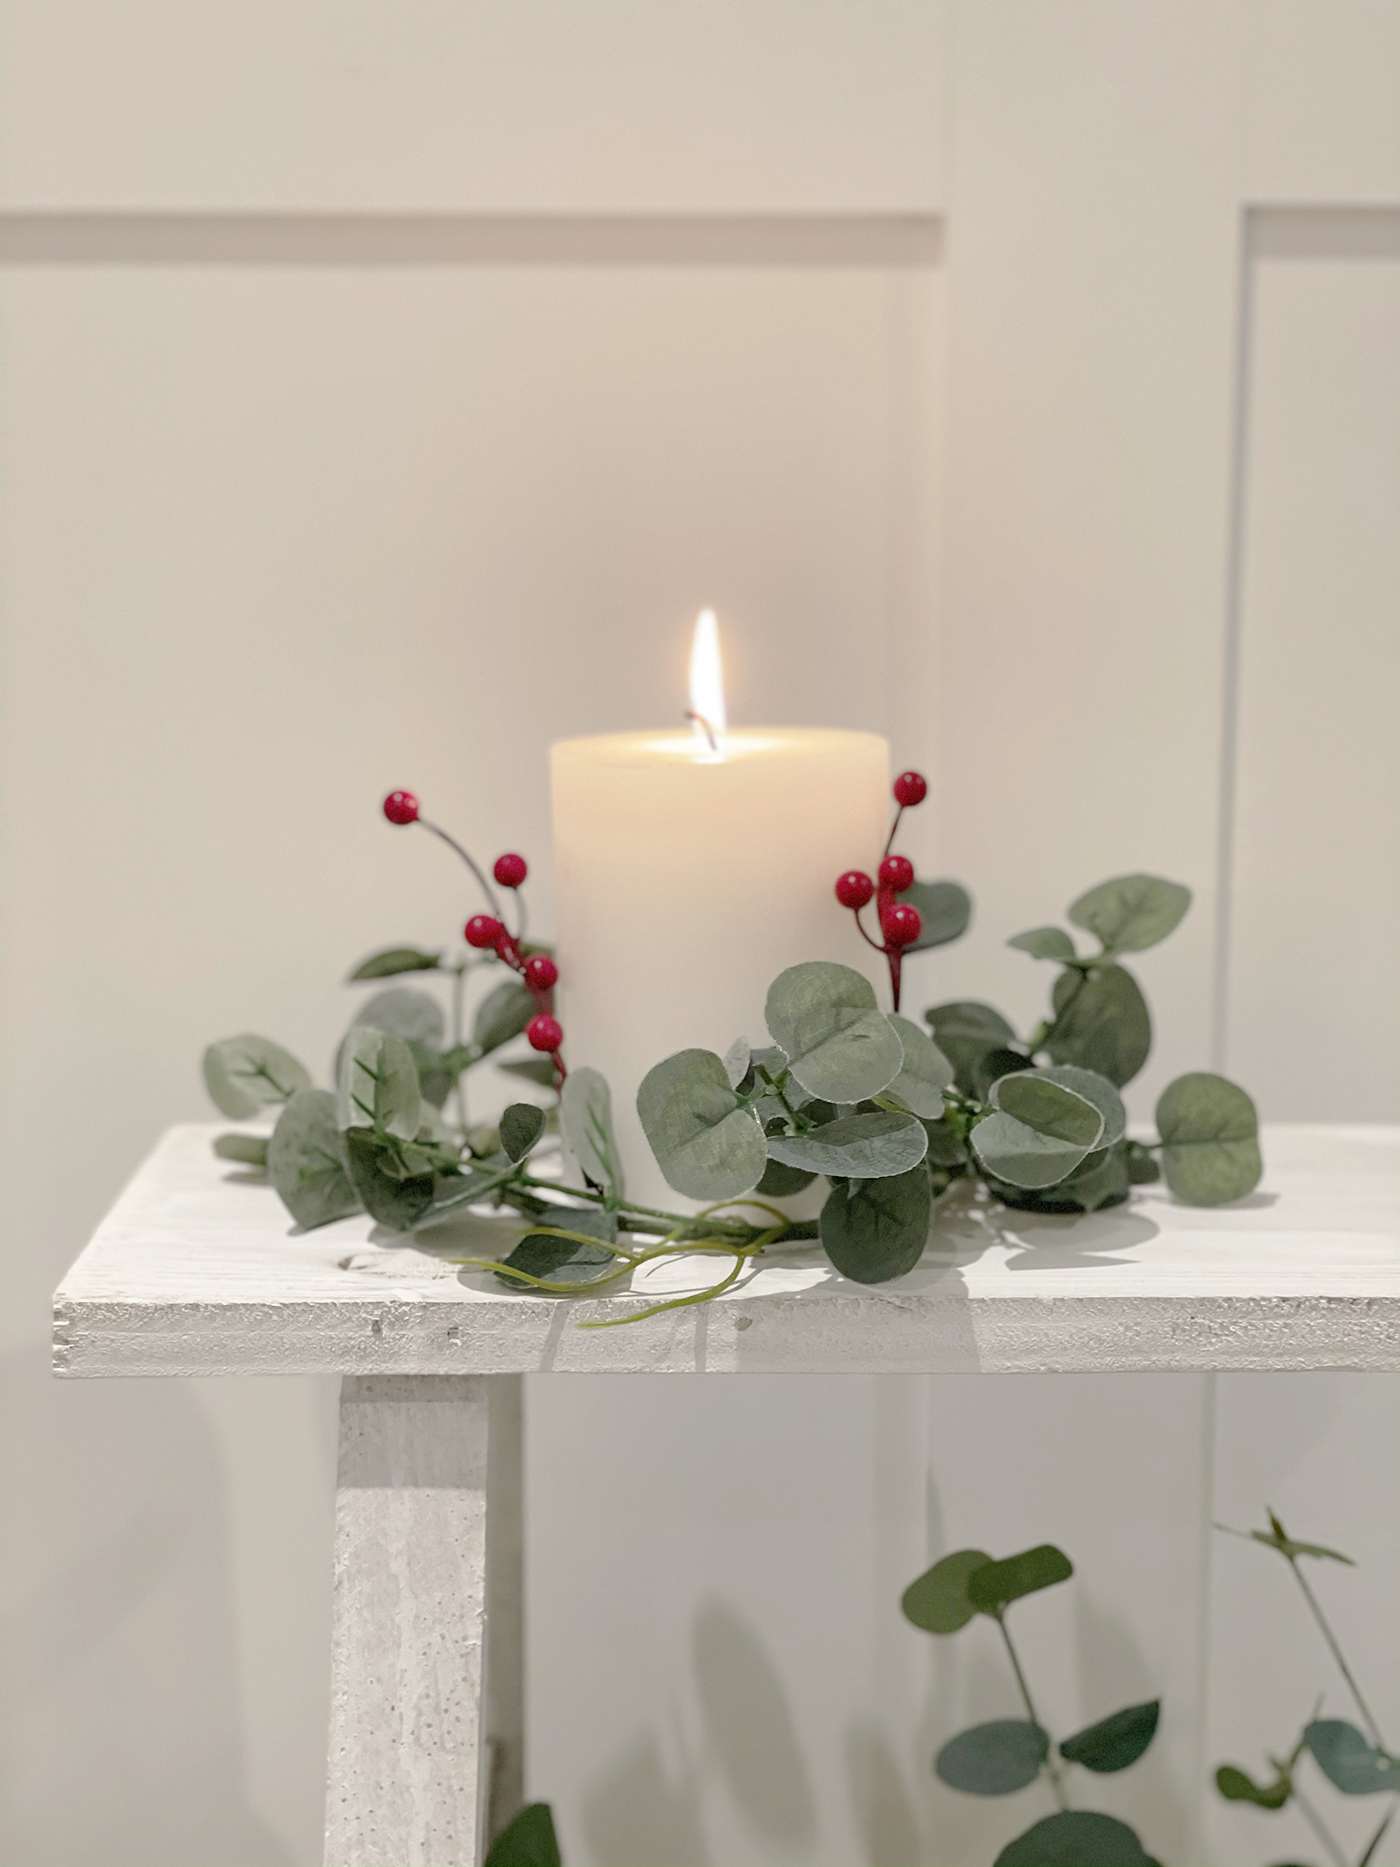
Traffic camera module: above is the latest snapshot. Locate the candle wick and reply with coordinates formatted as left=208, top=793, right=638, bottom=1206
left=685, top=709, right=720, bottom=755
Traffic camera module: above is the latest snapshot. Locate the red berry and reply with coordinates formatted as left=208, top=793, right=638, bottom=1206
left=879, top=854, right=915, bottom=891
left=494, top=852, right=528, bottom=888
left=835, top=869, right=875, bottom=910
left=383, top=789, right=419, bottom=825
left=465, top=914, right=504, bottom=949
left=882, top=902, right=923, bottom=948
left=527, top=1014, right=563, bottom=1053
left=893, top=770, right=928, bottom=808
left=525, top=953, right=558, bottom=991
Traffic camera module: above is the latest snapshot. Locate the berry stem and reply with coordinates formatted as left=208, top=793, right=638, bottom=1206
left=418, top=817, right=502, bottom=918
left=882, top=802, right=905, bottom=860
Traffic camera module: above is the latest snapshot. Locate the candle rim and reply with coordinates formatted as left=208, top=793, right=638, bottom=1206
left=551, top=726, right=890, bottom=767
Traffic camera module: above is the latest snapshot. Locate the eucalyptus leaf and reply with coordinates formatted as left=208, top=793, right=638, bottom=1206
left=345, top=1128, right=435, bottom=1228
left=898, top=879, right=972, bottom=950
left=1304, top=1722, right=1400, bottom=1795
left=768, top=1110, right=928, bottom=1179
left=723, top=1036, right=752, bottom=1090
left=925, top=1002, right=1019, bottom=1094
left=971, top=1112, right=1094, bottom=1189
left=267, top=1089, right=359, bottom=1229
left=496, top=1207, right=619, bottom=1292
left=336, top=1026, right=422, bottom=1141
left=1156, top=1072, right=1262, bottom=1205
left=994, top=1810, right=1157, bottom=1867
left=991, top=1073, right=1105, bottom=1149
left=1069, top=874, right=1192, bottom=954
left=997, top=1142, right=1130, bottom=1215
left=764, top=962, right=903, bottom=1102
left=937, top=1721, right=1048, bottom=1796
left=500, top=1103, right=546, bottom=1163
left=474, top=979, right=536, bottom=1055
left=353, top=986, right=447, bottom=1050
left=973, top=1047, right=1035, bottom=1099
left=886, top=1014, right=955, bottom=1117
left=755, top=1158, right=818, bottom=1198
left=483, top=1801, right=562, bottom=1867
left=966, top=1544, right=1073, bottom=1612
left=1045, top=963, right=1152, bottom=1087
left=498, top=1057, right=559, bottom=1089
left=921, top=1116, right=969, bottom=1168
left=561, top=1066, right=624, bottom=1196
left=637, top=1049, right=767, bottom=1202
left=203, top=1034, right=313, bottom=1119
left=1031, top=1066, right=1126, bottom=1148
left=901, top=1549, right=993, bottom=1634
left=213, top=1132, right=268, bottom=1167
left=1060, top=1701, right=1160, bottom=1773
left=1215, top=1765, right=1291, bottom=1809
left=1009, top=926, right=1077, bottom=963
left=348, top=945, right=442, bottom=980
left=819, top=1167, right=931, bottom=1284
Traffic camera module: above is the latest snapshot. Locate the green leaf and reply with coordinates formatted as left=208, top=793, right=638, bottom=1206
left=937, top=1721, right=1049, bottom=1796
left=1046, top=963, right=1152, bottom=1087
left=561, top=1066, right=624, bottom=1197
left=212, top=1132, right=268, bottom=1167
left=496, top=1208, right=619, bottom=1292
left=1126, top=1140, right=1161, bottom=1184
left=498, top=1057, right=559, bottom=1089
left=994, top=1810, right=1157, bottom=1866
left=1215, top=1764, right=1291, bottom=1809
left=921, top=1116, right=969, bottom=1168
left=484, top=1802, right=562, bottom=1867
left=819, top=1167, right=931, bottom=1284
left=1009, top=927, right=1078, bottom=963
left=898, top=879, right=972, bottom=951
left=1156, top=1072, right=1262, bottom=1205
left=203, top=1034, right=313, bottom=1119
left=474, top=980, right=535, bottom=1055
left=991, top=1073, right=1105, bottom=1149
left=755, top=1157, right=817, bottom=1197
left=1246, top=1521, right=1356, bottom=1566
left=764, top=962, right=904, bottom=1102
left=344, top=1128, right=436, bottom=1228
left=966, top=1545, right=1073, bottom=1612
left=925, top=1002, right=1020, bottom=1094
left=997, top=1142, right=1131, bottom=1215
left=971, top=1112, right=1094, bottom=1189
left=1069, top=874, right=1192, bottom=954
left=973, top=1047, right=1036, bottom=1099
left=1305, top=1722, right=1400, bottom=1795
left=353, top=986, right=447, bottom=1050
left=267, top=1089, right=360, bottom=1229
left=1031, top=1066, right=1126, bottom=1148
left=768, top=1110, right=928, bottom=1179
left=901, top=1549, right=993, bottom=1634
left=723, top=1036, right=752, bottom=1089
left=500, top=1103, right=546, bottom=1163
left=336, top=1026, right=422, bottom=1141
left=1060, top=1701, right=1160, bottom=1773
left=347, top=945, right=443, bottom=980
left=886, top=1014, right=955, bottom=1117
left=636, top=1049, right=767, bottom=1202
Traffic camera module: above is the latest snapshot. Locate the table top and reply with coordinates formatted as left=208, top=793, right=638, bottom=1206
left=53, top=1122, right=1400, bottom=1376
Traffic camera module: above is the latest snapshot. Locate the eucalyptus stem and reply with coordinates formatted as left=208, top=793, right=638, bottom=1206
left=451, top=961, right=469, bottom=1139
left=1288, top=1558, right=1387, bottom=1751
left=997, top=1617, right=1069, bottom=1812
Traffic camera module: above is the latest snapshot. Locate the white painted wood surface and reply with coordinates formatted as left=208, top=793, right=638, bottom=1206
left=54, top=1122, right=1400, bottom=1377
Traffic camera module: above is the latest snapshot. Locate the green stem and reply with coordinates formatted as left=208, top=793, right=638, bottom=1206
left=451, top=962, right=469, bottom=1139
left=511, top=1171, right=819, bottom=1245
left=997, top=1617, right=1069, bottom=1813
left=1289, top=1558, right=1387, bottom=1751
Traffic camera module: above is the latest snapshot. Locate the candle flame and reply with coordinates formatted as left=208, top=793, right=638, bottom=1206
left=687, top=609, right=727, bottom=755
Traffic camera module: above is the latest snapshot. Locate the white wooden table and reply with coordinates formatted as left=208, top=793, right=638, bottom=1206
left=53, top=1122, right=1400, bottom=1865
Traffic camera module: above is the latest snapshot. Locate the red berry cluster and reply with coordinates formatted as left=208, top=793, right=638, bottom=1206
left=382, top=791, right=566, bottom=1077
left=833, top=769, right=928, bottom=1012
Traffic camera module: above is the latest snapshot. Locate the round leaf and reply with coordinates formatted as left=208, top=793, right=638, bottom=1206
left=887, top=1014, right=955, bottom=1116
left=354, top=986, right=446, bottom=1050
left=902, top=1549, right=993, bottom=1634
left=755, top=1157, right=817, bottom=1198
left=722, top=1036, right=752, bottom=1090
left=1030, top=1066, right=1126, bottom=1148
left=995, top=1811, right=1157, bottom=1866
left=203, top=1034, right=313, bottom=1118
left=925, top=1001, right=1019, bottom=1093
left=636, top=1049, right=767, bottom=1202
left=991, top=1073, right=1105, bottom=1149
left=764, top=962, right=904, bottom=1102
left=484, top=1801, right=562, bottom=1867
left=898, top=879, right=972, bottom=950
left=561, top=1066, right=625, bottom=1196
left=471, top=979, right=535, bottom=1055
left=768, top=1110, right=928, bottom=1179
left=337, top=1026, right=422, bottom=1141
left=1009, top=927, right=1077, bottom=963
left=345, top=1129, right=435, bottom=1228
left=997, top=1143, right=1131, bottom=1215
left=819, top=1167, right=931, bottom=1284
left=497, top=1208, right=619, bottom=1293
left=937, top=1721, right=1049, bottom=1796
left=1156, top=1072, right=1262, bottom=1205
left=974, top=1047, right=1036, bottom=1099
left=267, top=1089, right=359, bottom=1230
left=971, top=1112, right=1093, bottom=1189
left=1060, top=1701, right=1160, bottom=1773
left=500, top=1102, right=546, bottom=1163
left=1069, top=874, right=1191, bottom=954
left=1046, top=963, right=1152, bottom=1086
left=1305, top=1722, right=1400, bottom=1796
left=967, top=1545, right=1073, bottom=1612
left=348, top=945, right=442, bottom=980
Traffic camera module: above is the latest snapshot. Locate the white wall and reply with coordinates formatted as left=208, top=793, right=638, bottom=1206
left=2, top=4, right=1397, bottom=1865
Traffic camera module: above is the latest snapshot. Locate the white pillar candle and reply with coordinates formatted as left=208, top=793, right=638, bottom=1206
left=551, top=722, right=890, bottom=1206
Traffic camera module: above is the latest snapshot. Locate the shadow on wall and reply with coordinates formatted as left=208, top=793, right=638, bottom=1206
left=580, top=1595, right=818, bottom=1866
left=844, top=1717, right=923, bottom=1867
left=0, top=1346, right=293, bottom=1867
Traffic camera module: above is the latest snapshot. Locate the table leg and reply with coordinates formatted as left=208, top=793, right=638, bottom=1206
left=323, top=1375, right=524, bottom=1867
